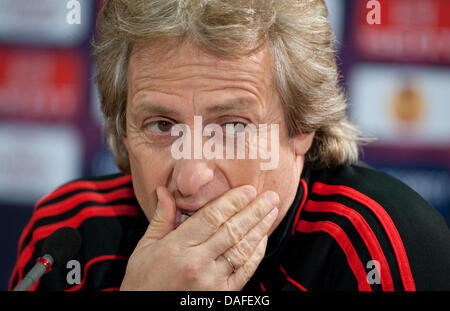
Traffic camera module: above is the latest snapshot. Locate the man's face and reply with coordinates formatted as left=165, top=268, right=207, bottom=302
left=124, top=41, right=314, bottom=234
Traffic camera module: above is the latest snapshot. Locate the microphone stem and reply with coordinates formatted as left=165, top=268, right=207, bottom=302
left=13, top=254, right=54, bottom=291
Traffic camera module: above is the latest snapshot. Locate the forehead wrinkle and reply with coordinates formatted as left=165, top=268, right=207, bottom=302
left=133, top=99, right=181, bottom=116
left=205, top=98, right=250, bottom=114
left=132, top=68, right=265, bottom=106
left=201, top=98, right=263, bottom=121
left=131, top=45, right=268, bottom=83
left=128, top=43, right=275, bottom=119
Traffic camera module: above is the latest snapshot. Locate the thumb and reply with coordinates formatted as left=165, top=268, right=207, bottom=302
left=144, top=187, right=177, bottom=242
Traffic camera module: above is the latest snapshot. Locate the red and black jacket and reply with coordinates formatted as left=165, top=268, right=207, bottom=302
left=9, top=162, right=450, bottom=291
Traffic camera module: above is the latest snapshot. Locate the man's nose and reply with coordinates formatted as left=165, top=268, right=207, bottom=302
left=172, top=159, right=214, bottom=197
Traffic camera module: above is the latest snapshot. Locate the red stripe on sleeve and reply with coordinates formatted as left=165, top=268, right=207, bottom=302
left=279, top=265, right=308, bottom=291
left=101, top=287, right=120, bottom=291
left=311, top=182, right=416, bottom=291
left=304, top=200, right=394, bottom=290
left=101, top=287, right=121, bottom=291
left=17, top=187, right=135, bottom=254
left=296, top=220, right=372, bottom=291
left=260, top=282, right=266, bottom=291
left=35, top=175, right=132, bottom=208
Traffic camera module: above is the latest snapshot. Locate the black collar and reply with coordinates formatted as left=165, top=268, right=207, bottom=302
left=242, top=166, right=311, bottom=291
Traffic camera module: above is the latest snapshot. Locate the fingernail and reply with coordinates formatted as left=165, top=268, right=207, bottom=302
left=264, top=191, right=280, bottom=206
left=240, top=185, right=257, bottom=201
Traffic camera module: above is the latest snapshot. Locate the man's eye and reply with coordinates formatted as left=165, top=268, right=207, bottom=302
left=224, top=122, right=247, bottom=134
left=145, top=120, right=174, bottom=134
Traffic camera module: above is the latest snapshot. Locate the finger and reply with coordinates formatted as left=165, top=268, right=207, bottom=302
left=221, top=206, right=278, bottom=269
left=227, top=234, right=268, bottom=290
left=178, top=185, right=257, bottom=246
left=141, top=187, right=177, bottom=244
left=203, top=191, right=279, bottom=257
left=217, top=254, right=236, bottom=275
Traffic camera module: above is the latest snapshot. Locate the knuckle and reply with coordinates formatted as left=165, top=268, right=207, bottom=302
left=224, top=191, right=247, bottom=212
left=253, top=214, right=272, bottom=234
left=225, top=239, right=252, bottom=268
left=225, top=250, right=243, bottom=267
left=251, top=202, right=269, bottom=219
left=225, top=221, right=244, bottom=245
left=201, top=207, right=225, bottom=228
left=253, top=195, right=275, bottom=218
left=234, top=239, right=253, bottom=260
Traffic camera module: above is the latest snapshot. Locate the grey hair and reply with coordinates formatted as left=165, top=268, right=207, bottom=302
left=92, top=0, right=366, bottom=172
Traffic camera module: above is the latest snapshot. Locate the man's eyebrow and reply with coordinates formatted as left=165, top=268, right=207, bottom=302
left=205, top=98, right=254, bottom=115
left=130, top=98, right=254, bottom=119
left=131, top=103, right=181, bottom=118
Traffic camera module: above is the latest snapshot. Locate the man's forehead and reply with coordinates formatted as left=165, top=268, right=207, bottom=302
left=127, top=40, right=277, bottom=117
left=128, top=40, right=272, bottom=78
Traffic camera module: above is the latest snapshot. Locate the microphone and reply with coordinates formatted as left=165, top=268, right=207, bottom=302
left=13, top=226, right=82, bottom=291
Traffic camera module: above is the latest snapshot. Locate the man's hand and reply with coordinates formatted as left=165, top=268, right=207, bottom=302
left=120, top=185, right=279, bottom=290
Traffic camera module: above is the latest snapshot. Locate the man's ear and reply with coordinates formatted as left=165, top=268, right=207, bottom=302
left=293, top=131, right=315, bottom=157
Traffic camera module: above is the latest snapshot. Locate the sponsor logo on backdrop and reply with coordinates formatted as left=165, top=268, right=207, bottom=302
left=0, top=48, right=85, bottom=122
left=353, top=0, right=450, bottom=63
left=349, top=64, right=450, bottom=145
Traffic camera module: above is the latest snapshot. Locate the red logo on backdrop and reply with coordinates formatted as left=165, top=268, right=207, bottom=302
left=0, top=48, right=85, bottom=122
left=352, top=0, right=450, bottom=64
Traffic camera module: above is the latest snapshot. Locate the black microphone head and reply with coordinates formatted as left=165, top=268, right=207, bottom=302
left=41, top=227, right=82, bottom=267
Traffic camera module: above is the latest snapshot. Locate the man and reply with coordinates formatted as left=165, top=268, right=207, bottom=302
left=10, top=0, right=450, bottom=291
